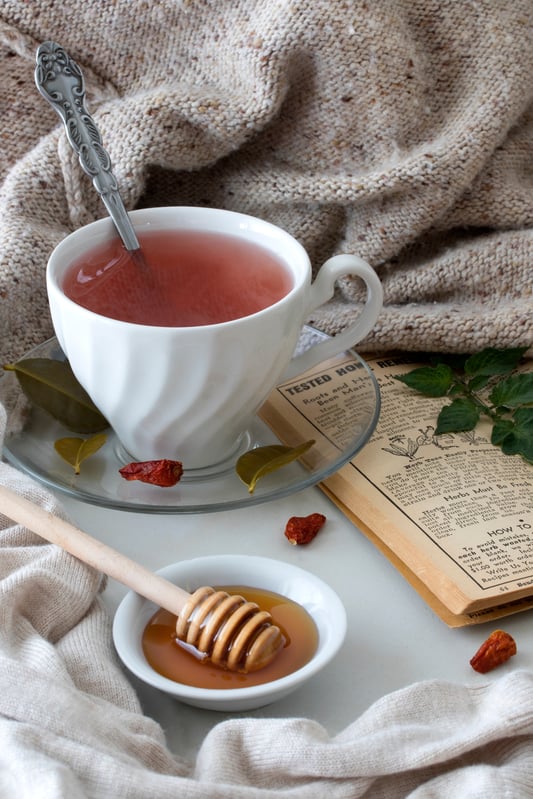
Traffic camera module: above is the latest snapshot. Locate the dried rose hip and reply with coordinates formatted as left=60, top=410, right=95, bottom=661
left=119, top=459, right=183, bottom=487
left=284, top=513, right=326, bottom=545
left=470, top=629, right=517, bottom=674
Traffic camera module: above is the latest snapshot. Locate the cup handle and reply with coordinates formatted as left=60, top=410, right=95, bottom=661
left=283, top=254, right=383, bottom=380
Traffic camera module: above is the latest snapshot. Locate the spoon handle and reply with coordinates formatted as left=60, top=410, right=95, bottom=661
left=34, top=41, right=140, bottom=252
left=0, top=484, right=191, bottom=615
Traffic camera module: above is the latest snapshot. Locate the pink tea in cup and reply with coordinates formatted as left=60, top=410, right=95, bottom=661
left=62, top=229, right=294, bottom=326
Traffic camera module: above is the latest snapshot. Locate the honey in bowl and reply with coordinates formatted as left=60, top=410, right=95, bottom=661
left=142, top=585, right=319, bottom=688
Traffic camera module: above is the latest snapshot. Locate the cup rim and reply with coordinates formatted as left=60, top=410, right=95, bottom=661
left=46, top=206, right=311, bottom=330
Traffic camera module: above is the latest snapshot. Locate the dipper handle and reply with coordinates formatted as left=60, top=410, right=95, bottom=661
left=0, top=483, right=190, bottom=611
left=0, top=484, right=283, bottom=672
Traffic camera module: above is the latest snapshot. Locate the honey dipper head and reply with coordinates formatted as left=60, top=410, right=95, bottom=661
left=176, top=586, right=285, bottom=673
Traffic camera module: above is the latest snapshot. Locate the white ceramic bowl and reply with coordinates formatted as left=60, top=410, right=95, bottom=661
left=112, top=554, right=347, bottom=712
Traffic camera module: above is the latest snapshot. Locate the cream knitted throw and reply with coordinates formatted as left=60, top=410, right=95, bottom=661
left=1, top=401, right=533, bottom=797
left=0, top=0, right=532, bottom=367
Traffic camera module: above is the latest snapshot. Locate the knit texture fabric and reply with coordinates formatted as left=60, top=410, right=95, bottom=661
left=0, top=0, right=532, bottom=367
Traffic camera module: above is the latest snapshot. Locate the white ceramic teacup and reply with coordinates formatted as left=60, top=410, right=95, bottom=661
left=46, top=207, right=382, bottom=469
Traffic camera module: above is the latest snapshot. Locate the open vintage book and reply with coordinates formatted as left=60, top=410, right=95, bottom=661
left=260, top=349, right=533, bottom=627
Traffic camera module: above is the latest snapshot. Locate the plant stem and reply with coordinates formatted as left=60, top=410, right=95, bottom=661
left=452, top=378, right=500, bottom=421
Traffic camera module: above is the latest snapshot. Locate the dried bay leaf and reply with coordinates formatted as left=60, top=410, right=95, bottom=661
left=54, top=433, right=107, bottom=474
left=236, top=440, right=315, bottom=494
left=3, top=358, right=108, bottom=433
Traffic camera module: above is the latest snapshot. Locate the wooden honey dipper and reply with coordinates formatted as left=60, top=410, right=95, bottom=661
left=0, top=485, right=284, bottom=673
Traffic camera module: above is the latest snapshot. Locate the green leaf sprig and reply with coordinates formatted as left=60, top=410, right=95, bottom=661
left=394, top=347, right=533, bottom=463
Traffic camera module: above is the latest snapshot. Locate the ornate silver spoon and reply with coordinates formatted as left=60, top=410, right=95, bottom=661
left=34, top=41, right=140, bottom=253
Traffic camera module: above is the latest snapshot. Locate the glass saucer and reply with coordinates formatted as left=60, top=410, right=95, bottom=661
left=2, top=328, right=380, bottom=514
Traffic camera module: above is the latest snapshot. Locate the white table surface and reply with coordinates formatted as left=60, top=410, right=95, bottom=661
left=60, top=484, right=533, bottom=761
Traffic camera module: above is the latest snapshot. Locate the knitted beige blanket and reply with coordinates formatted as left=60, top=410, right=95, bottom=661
left=1, top=3, right=533, bottom=796
left=0, top=0, right=532, bottom=368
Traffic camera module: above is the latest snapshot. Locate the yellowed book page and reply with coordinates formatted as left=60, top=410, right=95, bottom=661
left=260, top=353, right=533, bottom=620
left=320, top=484, right=533, bottom=626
